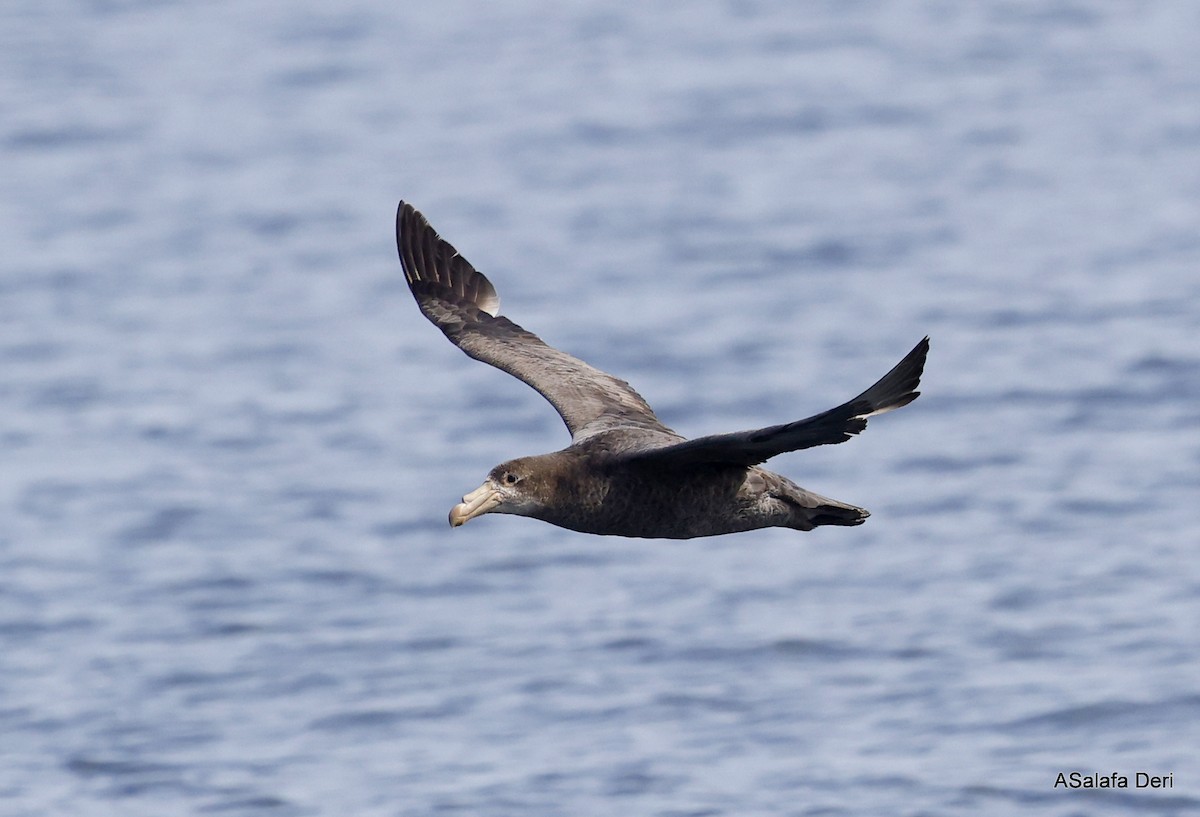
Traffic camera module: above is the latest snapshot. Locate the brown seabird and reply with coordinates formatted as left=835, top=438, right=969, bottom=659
left=397, top=201, right=928, bottom=539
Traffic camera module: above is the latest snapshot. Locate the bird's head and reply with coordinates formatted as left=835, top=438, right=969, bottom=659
left=448, top=457, right=554, bottom=527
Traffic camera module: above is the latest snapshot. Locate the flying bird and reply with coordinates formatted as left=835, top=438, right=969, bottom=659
left=397, top=201, right=928, bottom=539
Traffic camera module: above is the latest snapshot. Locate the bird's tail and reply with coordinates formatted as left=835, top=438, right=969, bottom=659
left=794, top=501, right=870, bottom=530
left=776, top=481, right=869, bottom=530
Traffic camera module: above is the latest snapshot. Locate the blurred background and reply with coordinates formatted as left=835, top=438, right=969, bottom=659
left=2, top=1, right=1198, bottom=815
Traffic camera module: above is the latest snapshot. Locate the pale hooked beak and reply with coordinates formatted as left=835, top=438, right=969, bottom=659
left=448, top=482, right=502, bottom=527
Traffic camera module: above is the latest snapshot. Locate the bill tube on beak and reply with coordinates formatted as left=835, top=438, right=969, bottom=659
left=449, top=482, right=502, bottom=527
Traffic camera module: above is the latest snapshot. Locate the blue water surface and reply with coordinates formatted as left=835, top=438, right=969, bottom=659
left=3, top=1, right=1199, bottom=815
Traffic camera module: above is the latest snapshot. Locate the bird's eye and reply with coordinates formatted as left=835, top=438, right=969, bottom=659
left=504, top=472, right=519, bottom=485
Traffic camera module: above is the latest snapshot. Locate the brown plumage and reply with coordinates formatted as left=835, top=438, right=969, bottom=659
left=397, top=201, right=928, bottom=539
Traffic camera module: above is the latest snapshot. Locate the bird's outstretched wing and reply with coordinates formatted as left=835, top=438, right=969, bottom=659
left=397, top=201, right=672, bottom=441
left=622, top=337, right=929, bottom=467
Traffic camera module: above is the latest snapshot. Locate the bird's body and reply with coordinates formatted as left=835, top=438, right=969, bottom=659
left=469, top=435, right=869, bottom=539
left=397, top=201, right=928, bottom=539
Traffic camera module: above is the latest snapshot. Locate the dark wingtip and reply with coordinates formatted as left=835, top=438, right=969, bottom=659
left=396, top=200, right=428, bottom=277
left=396, top=200, right=409, bottom=260
left=906, top=335, right=931, bottom=400
left=870, top=335, right=929, bottom=412
left=395, top=200, right=501, bottom=317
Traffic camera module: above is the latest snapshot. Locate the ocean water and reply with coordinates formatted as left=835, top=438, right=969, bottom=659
left=3, top=1, right=1199, bottom=815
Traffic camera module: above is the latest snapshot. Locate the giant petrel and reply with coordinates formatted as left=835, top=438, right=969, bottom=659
left=398, top=201, right=928, bottom=539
